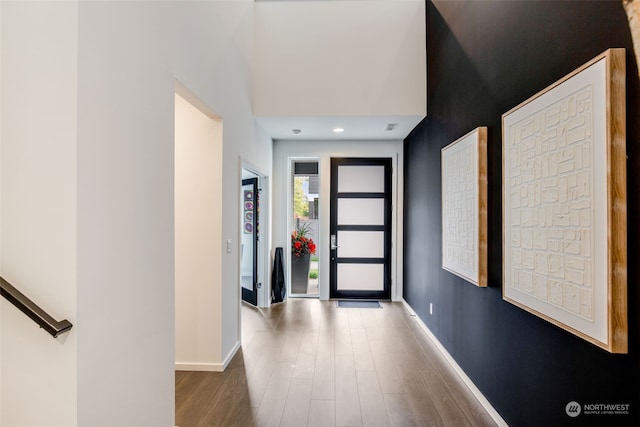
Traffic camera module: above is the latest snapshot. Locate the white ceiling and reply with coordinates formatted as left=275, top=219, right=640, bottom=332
left=255, top=114, right=425, bottom=141
left=253, top=0, right=426, bottom=142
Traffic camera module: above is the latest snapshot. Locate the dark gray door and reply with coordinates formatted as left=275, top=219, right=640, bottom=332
left=329, top=158, right=392, bottom=300
left=241, top=178, right=258, bottom=306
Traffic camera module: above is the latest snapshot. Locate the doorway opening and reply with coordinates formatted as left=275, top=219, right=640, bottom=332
left=241, top=163, right=269, bottom=308
left=241, top=176, right=258, bottom=306
left=174, top=89, right=223, bottom=371
left=290, top=160, right=320, bottom=297
left=240, top=169, right=261, bottom=306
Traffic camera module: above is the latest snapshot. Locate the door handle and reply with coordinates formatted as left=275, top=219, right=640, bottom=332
left=330, top=234, right=340, bottom=250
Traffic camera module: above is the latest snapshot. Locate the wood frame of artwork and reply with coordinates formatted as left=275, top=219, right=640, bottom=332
left=441, top=127, right=488, bottom=287
left=502, top=48, right=627, bottom=353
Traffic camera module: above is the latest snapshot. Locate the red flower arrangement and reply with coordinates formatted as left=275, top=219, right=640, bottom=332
left=291, top=224, right=317, bottom=258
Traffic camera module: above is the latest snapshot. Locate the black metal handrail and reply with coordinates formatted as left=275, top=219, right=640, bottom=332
left=0, top=276, right=73, bottom=338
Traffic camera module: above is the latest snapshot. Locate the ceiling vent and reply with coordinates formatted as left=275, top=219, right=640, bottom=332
left=385, top=123, right=398, bottom=131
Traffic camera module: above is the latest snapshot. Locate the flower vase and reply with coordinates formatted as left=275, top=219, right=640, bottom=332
left=291, top=252, right=310, bottom=294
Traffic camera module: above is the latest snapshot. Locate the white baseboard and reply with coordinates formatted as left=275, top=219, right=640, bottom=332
left=175, top=340, right=241, bottom=372
left=222, top=340, right=241, bottom=369
left=401, top=299, right=508, bottom=427
left=175, top=362, right=224, bottom=372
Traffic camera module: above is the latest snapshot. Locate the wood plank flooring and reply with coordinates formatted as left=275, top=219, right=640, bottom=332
left=175, top=299, right=497, bottom=427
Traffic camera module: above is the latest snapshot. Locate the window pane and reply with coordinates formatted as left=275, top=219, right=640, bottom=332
left=291, top=160, right=320, bottom=295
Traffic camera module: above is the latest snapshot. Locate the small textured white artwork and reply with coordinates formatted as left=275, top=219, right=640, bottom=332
left=442, top=128, right=486, bottom=286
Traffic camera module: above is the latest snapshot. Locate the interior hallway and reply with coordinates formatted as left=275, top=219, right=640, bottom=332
left=175, top=299, right=497, bottom=426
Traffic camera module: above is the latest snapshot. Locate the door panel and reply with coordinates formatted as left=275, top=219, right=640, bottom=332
left=337, top=231, right=385, bottom=258
left=337, top=165, right=385, bottom=192
left=337, top=264, right=385, bottom=291
left=337, top=199, right=385, bottom=225
left=330, top=158, right=391, bottom=299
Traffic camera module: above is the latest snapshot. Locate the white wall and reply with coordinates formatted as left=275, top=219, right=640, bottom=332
left=254, top=0, right=426, bottom=117
left=2, top=1, right=272, bottom=426
left=76, top=2, right=270, bottom=425
left=174, top=93, right=223, bottom=371
left=272, top=140, right=404, bottom=302
left=1, top=2, right=78, bottom=426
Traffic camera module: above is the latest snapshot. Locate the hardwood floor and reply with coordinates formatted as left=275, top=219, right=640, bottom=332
left=175, top=299, right=497, bottom=427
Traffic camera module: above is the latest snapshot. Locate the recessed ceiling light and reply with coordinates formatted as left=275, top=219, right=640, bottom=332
left=292, top=129, right=301, bottom=135
left=333, top=127, right=344, bottom=133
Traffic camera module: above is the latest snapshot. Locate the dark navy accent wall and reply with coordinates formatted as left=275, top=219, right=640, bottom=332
left=404, top=2, right=639, bottom=426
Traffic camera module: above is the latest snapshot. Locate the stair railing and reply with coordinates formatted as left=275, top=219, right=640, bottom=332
left=0, top=276, right=73, bottom=338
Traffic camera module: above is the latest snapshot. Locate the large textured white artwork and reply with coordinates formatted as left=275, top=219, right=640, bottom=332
left=502, top=49, right=627, bottom=353
left=442, top=127, right=487, bottom=287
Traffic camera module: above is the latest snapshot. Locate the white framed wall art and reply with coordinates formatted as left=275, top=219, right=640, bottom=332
left=502, top=49, right=627, bottom=353
left=441, top=127, right=488, bottom=287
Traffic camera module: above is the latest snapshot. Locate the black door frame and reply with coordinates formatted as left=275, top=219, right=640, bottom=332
left=242, top=177, right=258, bottom=306
left=329, top=158, right=392, bottom=300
